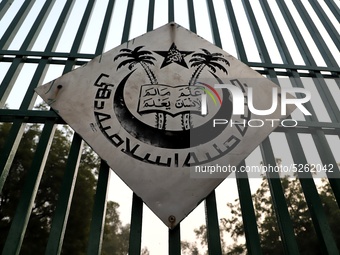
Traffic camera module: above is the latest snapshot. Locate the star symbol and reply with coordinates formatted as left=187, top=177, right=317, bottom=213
left=154, top=43, right=194, bottom=69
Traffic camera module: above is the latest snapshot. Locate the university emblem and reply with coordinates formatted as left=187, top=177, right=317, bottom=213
left=35, top=23, right=294, bottom=228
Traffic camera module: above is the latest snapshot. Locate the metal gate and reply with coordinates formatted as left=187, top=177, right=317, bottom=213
left=0, top=0, right=339, bottom=254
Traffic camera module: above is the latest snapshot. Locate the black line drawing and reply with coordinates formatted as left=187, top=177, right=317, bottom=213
left=113, top=45, right=230, bottom=131
left=114, top=45, right=169, bottom=129
left=180, top=49, right=230, bottom=130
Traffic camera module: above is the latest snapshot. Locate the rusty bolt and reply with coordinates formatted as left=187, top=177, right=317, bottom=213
left=168, top=215, right=176, bottom=223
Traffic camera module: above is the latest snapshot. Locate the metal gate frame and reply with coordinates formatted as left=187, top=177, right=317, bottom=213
left=0, top=0, right=339, bottom=254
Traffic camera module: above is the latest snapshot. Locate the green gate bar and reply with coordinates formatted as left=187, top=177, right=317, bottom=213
left=0, top=1, right=339, bottom=254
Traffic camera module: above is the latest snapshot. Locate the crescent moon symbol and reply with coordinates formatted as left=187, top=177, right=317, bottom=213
left=113, top=70, right=233, bottom=149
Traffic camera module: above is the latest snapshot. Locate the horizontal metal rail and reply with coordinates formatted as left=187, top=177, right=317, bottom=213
left=0, top=0, right=339, bottom=254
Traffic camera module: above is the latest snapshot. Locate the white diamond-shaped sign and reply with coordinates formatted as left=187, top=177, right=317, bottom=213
left=35, top=23, right=295, bottom=228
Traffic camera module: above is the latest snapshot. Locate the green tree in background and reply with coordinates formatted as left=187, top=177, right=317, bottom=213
left=0, top=121, right=132, bottom=255
left=102, top=201, right=130, bottom=255
left=183, top=177, right=340, bottom=255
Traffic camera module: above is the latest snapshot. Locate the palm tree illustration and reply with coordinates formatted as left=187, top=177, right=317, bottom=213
left=114, top=46, right=166, bottom=129
left=114, top=45, right=158, bottom=84
left=189, top=49, right=229, bottom=85
left=182, top=49, right=230, bottom=130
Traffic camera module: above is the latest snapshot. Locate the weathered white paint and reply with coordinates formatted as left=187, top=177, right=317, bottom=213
left=35, top=23, right=295, bottom=228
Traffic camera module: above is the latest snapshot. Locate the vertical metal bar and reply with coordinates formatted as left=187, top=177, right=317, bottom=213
left=291, top=76, right=340, bottom=207
left=277, top=0, right=340, bottom=203
left=312, top=76, right=340, bottom=127
left=0, top=0, right=35, bottom=50
left=169, top=224, right=181, bottom=255
left=0, top=0, right=55, bottom=107
left=262, top=0, right=339, bottom=129
left=260, top=138, right=300, bottom=255
left=121, top=0, right=134, bottom=43
left=265, top=2, right=340, bottom=128
left=275, top=1, right=340, bottom=203
left=236, top=162, right=263, bottom=255
left=43, top=1, right=97, bottom=254
left=0, top=0, right=14, bottom=20
left=168, top=0, right=174, bottom=23
left=0, top=0, right=76, bottom=194
left=2, top=121, right=57, bottom=255
left=0, top=61, right=51, bottom=192
left=308, top=0, right=340, bottom=51
left=260, top=2, right=339, bottom=251
left=69, top=0, right=96, bottom=56
left=44, top=0, right=76, bottom=53
left=121, top=2, right=144, bottom=251
left=237, top=14, right=299, bottom=254
left=45, top=134, right=83, bottom=255
left=121, top=1, right=144, bottom=249
left=95, top=0, right=115, bottom=55
left=205, top=190, right=223, bottom=255
left=87, top=161, right=110, bottom=255
left=87, top=11, right=115, bottom=249
left=206, top=0, right=222, bottom=48
left=0, top=0, right=64, bottom=192
left=0, top=57, right=24, bottom=107
left=21, top=0, right=56, bottom=51
left=187, top=0, right=196, bottom=33
left=312, top=76, right=340, bottom=123
left=17, top=0, right=56, bottom=108
left=0, top=120, right=25, bottom=193
left=324, top=0, right=340, bottom=23
left=63, top=3, right=94, bottom=73
left=312, top=129, right=340, bottom=206
left=292, top=0, right=338, bottom=68
left=223, top=0, right=248, bottom=62
left=225, top=0, right=282, bottom=254
left=276, top=0, right=316, bottom=66
left=18, top=61, right=49, bottom=110
left=128, top=193, right=143, bottom=255
left=239, top=6, right=335, bottom=250
left=241, top=0, right=271, bottom=63
left=260, top=0, right=294, bottom=65
left=286, top=129, right=339, bottom=254
left=147, top=0, right=155, bottom=32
